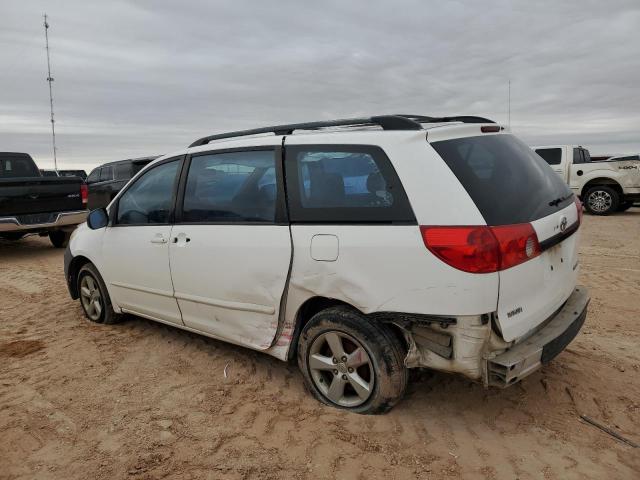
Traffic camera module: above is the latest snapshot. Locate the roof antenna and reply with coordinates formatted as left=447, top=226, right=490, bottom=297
left=508, top=79, right=511, bottom=130
left=43, top=13, right=58, bottom=172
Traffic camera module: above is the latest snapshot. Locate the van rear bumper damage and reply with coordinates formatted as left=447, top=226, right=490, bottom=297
left=396, top=286, right=590, bottom=387
left=486, top=286, right=589, bottom=387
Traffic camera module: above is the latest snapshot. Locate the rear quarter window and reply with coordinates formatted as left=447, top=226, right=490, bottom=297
left=285, top=145, right=415, bottom=223
left=115, top=162, right=132, bottom=180
left=432, top=135, right=573, bottom=225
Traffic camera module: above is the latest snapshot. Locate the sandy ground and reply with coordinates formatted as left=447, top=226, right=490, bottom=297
left=1, top=211, right=639, bottom=480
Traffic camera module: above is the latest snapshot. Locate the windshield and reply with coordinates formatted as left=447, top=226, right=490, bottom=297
left=431, top=134, right=574, bottom=225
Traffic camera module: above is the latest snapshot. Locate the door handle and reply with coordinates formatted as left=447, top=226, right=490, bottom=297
left=150, top=234, right=167, bottom=244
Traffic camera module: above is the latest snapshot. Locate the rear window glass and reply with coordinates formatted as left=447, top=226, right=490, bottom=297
left=0, top=155, right=40, bottom=178
left=431, top=135, right=573, bottom=225
left=99, top=166, right=114, bottom=182
left=535, top=148, right=562, bottom=165
left=115, top=163, right=131, bottom=180
left=573, top=148, right=591, bottom=164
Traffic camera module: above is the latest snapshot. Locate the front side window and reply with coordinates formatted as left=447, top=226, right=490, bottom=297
left=181, top=150, right=277, bottom=223
left=116, top=160, right=179, bottom=225
left=286, top=145, right=414, bottom=223
left=535, top=148, right=562, bottom=165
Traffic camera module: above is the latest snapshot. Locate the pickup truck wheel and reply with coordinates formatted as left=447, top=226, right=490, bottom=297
left=49, top=231, right=70, bottom=248
left=297, top=307, right=407, bottom=414
left=584, top=186, right=619, bottom=215
left=77, top=263, right=120, bottom=324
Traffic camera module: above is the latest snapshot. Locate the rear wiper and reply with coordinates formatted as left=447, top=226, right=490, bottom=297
left=548, top=194, right=571, bottom=207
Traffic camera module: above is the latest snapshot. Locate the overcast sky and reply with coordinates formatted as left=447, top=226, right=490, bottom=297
left=1, top=0, right=639, bottom=171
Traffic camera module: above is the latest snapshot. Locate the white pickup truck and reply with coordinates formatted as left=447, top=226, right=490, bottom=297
left=533, top=146, right=640, bottom=215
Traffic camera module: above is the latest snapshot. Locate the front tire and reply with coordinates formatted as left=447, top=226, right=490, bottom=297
left=584, top=186, right=619, bottom=215
left=49, top=230, right=71, bottom=248
left=297, top=307, right=407, bottom=414
left=77, top=263, right=121, bottom=324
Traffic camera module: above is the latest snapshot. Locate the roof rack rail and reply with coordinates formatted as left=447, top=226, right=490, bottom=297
left=189, top=115, right=422, bottom=147
left=396, top=114, right=496, bottom=124
left=188, top=114, right=495, bottom=147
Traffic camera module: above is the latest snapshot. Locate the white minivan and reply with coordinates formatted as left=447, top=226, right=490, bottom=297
left=64, top=115, right=589, bottom=413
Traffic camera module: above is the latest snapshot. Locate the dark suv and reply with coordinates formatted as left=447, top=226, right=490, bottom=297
left=87, top=157, right=158, bottom=209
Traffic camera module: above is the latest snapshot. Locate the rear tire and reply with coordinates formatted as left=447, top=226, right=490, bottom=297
left=584, top=186, right=619, bottom=215
left=49, top=230, right=71, bottom=248
left=297, top=306, right=407, bottom=414
left=77, top=263, right=121, bottom=324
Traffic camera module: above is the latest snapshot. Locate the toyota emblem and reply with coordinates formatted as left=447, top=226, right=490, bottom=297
left=560, top=216, right=568, bottom=232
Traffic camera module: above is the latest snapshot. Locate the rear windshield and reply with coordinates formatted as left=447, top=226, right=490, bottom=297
left=431, top=134, right=573, bottom=225
left=0, top=155, right=40, bottom=178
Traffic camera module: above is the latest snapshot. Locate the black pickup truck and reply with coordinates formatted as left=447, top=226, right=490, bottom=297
left=0, top=152, right=88, bottom=247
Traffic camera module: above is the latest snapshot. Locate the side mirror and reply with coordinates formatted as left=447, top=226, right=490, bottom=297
left=87, top=208, right=109, bottom=230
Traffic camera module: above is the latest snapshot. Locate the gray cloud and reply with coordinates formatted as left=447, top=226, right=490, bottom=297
left=1, top=0, right=639, bottom=171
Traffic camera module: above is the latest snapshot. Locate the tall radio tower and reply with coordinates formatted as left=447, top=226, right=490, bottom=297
left=43, top=14, right=58, bottom=171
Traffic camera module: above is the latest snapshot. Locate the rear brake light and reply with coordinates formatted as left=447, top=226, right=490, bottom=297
left=491, top=223, right=541, bottom=270
left=574, top=196, right=583, bottom=225
left=420, top=224, right=540, bottom=273
left=80, top=184, right=88, bottom=206
left=481, top=125, right=501, bottom=133
left=420, top=226, right=499, bottom=273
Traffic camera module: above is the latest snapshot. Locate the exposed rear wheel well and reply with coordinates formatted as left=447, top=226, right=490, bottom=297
left=68, top=255, right=92, bottom=298
left=286, top=296, right=408, bottom=362
left=581, top=178, right=622, bottom=198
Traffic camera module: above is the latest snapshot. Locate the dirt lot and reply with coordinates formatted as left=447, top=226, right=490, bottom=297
left=1, top=211, right=639, bottom=480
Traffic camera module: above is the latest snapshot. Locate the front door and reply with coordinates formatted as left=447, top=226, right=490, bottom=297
left=168, top=145, right=292, bottom=350
left=102, top=159, right=183, bottom=324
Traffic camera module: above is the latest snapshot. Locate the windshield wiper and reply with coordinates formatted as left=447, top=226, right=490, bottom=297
left=548, top=194, right=571, bottom=207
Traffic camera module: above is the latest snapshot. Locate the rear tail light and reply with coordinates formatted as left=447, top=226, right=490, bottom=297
left=420, top=223, right=540, bottom=274
left=80, top=184, right=88, bottom=206
left=491, top=224, right=541, bottom=270
left=420, top=226, right=499, bottom=273
left=575, top=196, right=583, bottom=225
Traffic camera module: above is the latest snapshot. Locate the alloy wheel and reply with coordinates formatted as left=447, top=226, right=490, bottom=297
left=308, top=331, right=374, bottom=407
left=587, top=190, right=612, bottom=213
left=80, top=274, right=103, bottom=321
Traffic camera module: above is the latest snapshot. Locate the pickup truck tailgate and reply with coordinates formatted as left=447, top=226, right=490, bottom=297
left=0, top=177, right=84, bottom=216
